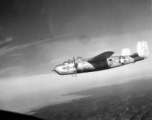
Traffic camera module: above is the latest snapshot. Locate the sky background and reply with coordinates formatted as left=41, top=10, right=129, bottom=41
left=0, top=0, right=152, bottom=113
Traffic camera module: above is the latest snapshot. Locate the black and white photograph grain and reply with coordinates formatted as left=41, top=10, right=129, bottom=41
left=0, top=0, right=152, bottom=120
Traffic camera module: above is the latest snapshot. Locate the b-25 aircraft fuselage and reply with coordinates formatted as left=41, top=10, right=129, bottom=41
left=53, top=41, right=149, bottom=76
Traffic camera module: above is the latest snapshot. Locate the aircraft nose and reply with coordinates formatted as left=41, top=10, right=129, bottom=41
left=54, top=65, right=62, bottom=75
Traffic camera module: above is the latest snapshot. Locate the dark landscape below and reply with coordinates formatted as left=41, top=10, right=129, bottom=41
left=33, top=76, right=152, bottom=120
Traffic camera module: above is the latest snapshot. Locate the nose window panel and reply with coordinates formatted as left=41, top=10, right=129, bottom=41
left=63, top=66, right=69, bottom=69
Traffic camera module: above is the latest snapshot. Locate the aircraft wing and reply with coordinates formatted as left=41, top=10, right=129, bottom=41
left=88, top=51, right=114, bottom=62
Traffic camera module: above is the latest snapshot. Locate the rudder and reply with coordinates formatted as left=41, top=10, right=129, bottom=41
left=137, top=41, right=149, bottom=58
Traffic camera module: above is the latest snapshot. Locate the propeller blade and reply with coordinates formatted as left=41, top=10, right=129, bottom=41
left=73, top=57, right=77, bottom=77
left=73, top=57, right=78, bottom=68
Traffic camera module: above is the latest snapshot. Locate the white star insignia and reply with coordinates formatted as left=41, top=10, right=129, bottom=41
left=119, top=57, right=125, bottom=64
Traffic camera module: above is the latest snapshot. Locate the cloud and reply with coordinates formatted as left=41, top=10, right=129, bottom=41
left=78, top=34, right=92, bottom=44
left=0, top=72, right=121, bottom=113
left=0, top=37, right=13, bottom=44
left=0, top=46, right=14, bottom=56
left=37, top=58, right=63, bottom=69
left=0, top=32, right=74, bottom=57
left=0, top=67, right=150, bottom=113
left=0, top=67, right=24, bottom=77
left=6, top=54, right=23, bottom=57
left=0, top=40, right=49, bottom=57
left=0, top=67, right=20, bottom=73
left=49, top=58, right=63, bottom=64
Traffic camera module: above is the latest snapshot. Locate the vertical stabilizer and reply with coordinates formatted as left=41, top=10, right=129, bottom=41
left=122, top=48, right=131, bottom=56
left=137, top=41, right=149, bottom=58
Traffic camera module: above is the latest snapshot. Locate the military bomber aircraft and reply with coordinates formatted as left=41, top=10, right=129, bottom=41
left=53, top=41, right=149, bottom=76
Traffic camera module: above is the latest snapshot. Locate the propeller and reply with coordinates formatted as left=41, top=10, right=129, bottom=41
left=73, top=57, right=77, bottom=77
left=73, top=57, right=77, bottom=68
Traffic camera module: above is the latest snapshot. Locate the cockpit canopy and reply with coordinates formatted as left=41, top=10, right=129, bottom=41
left=63, top=60, right=73, bottom=65
left=63, top=57, right=82, bottom=65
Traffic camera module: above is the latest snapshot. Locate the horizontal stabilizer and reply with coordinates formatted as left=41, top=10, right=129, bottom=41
left=88, top=51, right=114, bottom=62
